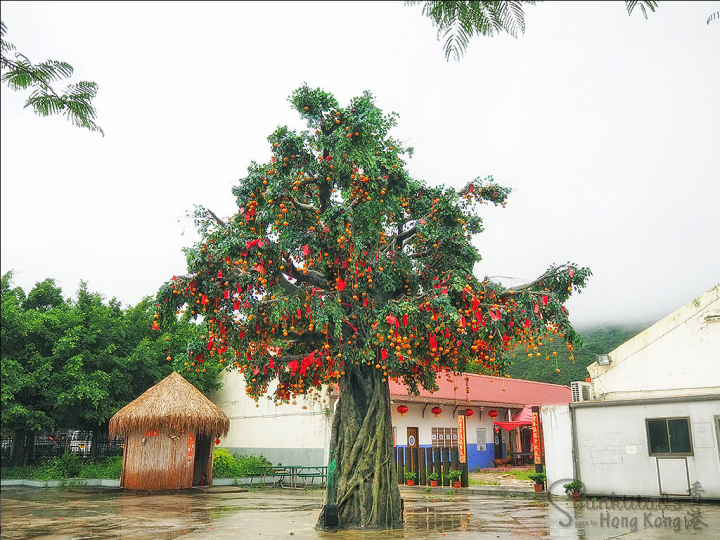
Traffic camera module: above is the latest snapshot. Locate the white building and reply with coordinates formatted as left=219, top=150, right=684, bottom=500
left=545, top=284, right=720, bottom=499
left=211, top=370, right=571, bottom=471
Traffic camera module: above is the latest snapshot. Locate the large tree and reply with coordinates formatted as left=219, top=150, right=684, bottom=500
left=157, top=85, right=590, bottom=530
left=407, top=1, right=659, bottom=61
left=1, top=273, right=77, bottom=464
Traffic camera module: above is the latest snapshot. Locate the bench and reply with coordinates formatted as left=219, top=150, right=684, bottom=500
left=296, top=467, right=327, bottom=487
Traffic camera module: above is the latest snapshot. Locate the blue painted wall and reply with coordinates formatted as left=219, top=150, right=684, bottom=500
left=405, top=444, right=498, bottom=471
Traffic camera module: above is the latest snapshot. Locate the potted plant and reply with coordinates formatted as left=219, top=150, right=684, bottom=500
left=528, top=471, right=546, bottom=492
left=447, top=469, right=463, bottom=488
left=563, top=479, right=583, bottom=501
left=404, top=470, right=417, bottom=486
left=427, top=471, right=439, bottom=487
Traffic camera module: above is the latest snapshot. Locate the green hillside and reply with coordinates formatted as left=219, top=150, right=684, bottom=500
left=505, top=324, right=649, bottom=386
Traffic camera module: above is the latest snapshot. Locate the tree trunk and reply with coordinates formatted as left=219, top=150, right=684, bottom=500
left=24, top=431, right=36, bottom=466
left=89, top=426, right=104, bottom=462
left=10, top=430, right=26, bottom=467
left=317, top=364, right=402, bottom=531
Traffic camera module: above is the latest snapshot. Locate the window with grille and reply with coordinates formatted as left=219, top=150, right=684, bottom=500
left=431, top=427, right=458, bottom=448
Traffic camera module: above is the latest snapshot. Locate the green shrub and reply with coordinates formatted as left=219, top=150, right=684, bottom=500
left=79, top=456, right=122, bottom=479
left=2, top=453, right=123, bottom=481
left=213, top=448, right=236, bottom=478
left=528, top=471, right=546, bottom=484
left=563, top=480, right=583, bottom=493
left=29, top=458, right=66, bottom=480
left=58, top=452, right=82, bottom=477
left=212, top=448, right=271, bottom=478
left=234, top=453, right=272, bottom=476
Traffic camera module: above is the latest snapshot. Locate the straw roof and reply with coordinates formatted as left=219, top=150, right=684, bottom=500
left=109, top=372, right=229, bottom=438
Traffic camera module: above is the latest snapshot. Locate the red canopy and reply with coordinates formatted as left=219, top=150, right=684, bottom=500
left=494, top=406, right=533, bottom=431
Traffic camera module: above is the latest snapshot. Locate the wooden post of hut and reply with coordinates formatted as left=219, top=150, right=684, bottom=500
left=109, top=372, right=229, bottom=491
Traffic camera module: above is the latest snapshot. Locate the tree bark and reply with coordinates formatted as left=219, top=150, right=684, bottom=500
left=10, top=430, right=25, bottom=467
left=89, top=427, right=101, bottom=461
left=317, top=364, right=402, bottom=531
left=24, top=431, right=36, bottom=466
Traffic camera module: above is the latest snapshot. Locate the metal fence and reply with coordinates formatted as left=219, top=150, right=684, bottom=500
left=395, top=446, right=469, bottom=487
left=1, top=431, right=124, bottom=464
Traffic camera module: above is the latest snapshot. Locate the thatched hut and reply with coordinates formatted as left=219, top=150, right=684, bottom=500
left=109, top=372, right=229, bottom=490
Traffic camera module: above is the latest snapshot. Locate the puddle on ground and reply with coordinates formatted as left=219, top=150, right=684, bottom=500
left=3, top=488, right=720, bottom=540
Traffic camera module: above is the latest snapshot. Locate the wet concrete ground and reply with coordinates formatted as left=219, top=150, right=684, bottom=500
left=1, top=486, right=718, bottom=540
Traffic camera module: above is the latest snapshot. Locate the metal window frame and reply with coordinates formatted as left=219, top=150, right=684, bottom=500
left=645, top=417, right=694, bottom=457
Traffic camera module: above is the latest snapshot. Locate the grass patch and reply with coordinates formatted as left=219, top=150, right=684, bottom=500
left=505, top=469, right=533, bottom=481
left=469, top=479, right=501, bottom=485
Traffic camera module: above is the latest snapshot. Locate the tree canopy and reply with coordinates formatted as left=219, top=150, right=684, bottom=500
left=1, top=271, right=222, bottom=463
left=1, top=21, right=103, bottom=135
left=407, top=1, right=659, bottom=61
left=157, top=84, right=590, bottom=529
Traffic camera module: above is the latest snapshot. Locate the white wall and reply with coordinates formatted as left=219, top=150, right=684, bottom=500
left=573, top=398, right=720, bottom=499
left=210, top=370, right=331, bottom=465
left=587, top=284, right=720, bottom=400
left=389, top=403, right=505, bottom=447
left=541, top=405, right=575, bottom=496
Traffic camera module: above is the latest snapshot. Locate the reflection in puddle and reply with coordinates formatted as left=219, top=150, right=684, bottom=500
left=405, top=505, right=471, bottom=532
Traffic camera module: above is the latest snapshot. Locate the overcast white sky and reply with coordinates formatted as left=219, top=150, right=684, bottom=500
left=2, top=1, right=718, bottom=329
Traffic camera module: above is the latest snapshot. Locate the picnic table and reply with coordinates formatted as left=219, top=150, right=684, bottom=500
left=250, top=465, right=288, bottom=487
left=250, top=465, right=327, bottom=489
left=295, top=465, right=327, bottom=488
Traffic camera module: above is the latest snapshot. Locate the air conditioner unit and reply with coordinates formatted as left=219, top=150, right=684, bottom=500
left=571, top=381, right=593, bottom=403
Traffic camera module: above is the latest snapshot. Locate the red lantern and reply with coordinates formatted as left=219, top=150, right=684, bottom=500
left=215, top=438, right=221, bottom=445
left=465, top=408, right=474, bottom=418
left=397, top=404, right=409, bottom=417
left=431, top=406, right=443, bottom=418
left=152, top=319, right=159, bottom=331
left=488, top=409, right=499, bottom=418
